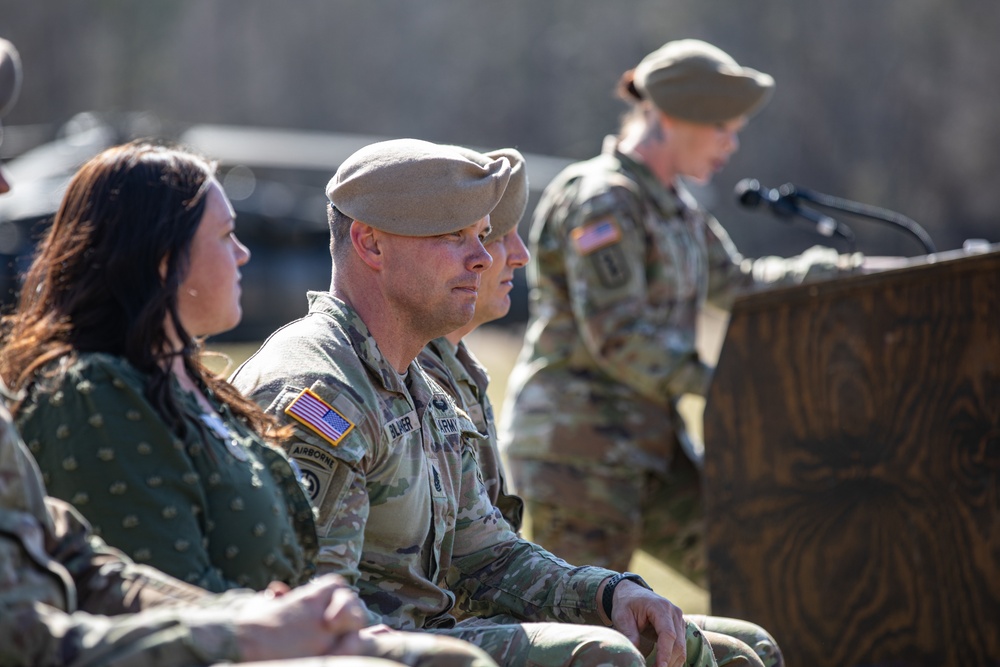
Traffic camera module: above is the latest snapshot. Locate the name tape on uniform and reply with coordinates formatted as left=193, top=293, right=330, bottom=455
left=285, top=388, right=355, bottom=447
left=384, top=411, right=418, bottom=441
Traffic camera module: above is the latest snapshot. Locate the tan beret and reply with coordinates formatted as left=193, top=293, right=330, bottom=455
left=635, top=39, right=774, bottom=124
left=448, top=146, right=528, bottom=243
left=326, top=138, right=512, bottom=236
left=0, top=39, right=22, bottom=118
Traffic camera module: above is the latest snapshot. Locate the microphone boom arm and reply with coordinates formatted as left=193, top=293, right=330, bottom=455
left=785, top=184, right=936, bottom=255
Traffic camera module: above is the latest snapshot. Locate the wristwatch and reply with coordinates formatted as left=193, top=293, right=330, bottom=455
left=602, top=571, right=652, bottom=618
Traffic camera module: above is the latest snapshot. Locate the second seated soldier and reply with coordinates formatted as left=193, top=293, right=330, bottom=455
left=417, top=146, right=530, bottom=538
left=230, top=138, right=781, bottom=667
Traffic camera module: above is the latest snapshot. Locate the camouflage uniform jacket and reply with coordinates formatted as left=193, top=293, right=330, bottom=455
left=502, top=136, right=857, bottom=473
left=230, top=292, right=616, bottom=631
left=0, top=387, right=254, bottom=666
left=418, top=338, right=524, bottom=533
left=15, top=352, right=317, bottom=592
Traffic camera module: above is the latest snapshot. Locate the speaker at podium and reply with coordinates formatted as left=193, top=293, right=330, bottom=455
left=702, top=246, right=1000, bottom=667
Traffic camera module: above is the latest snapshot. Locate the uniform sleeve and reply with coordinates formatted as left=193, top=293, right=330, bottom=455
left=702, top=212, right=756, bottom=309
left=46, top=498, right=211, bottom=615
left=298, top=448, right=369, bottom=587
left=0, top=598, right=243, bottom=667
left=447, top=436, right=613, bottom=625
left=259, top=383, right=371, bottom=590
left=1, top=456, right=240, bottom=667
left=556, top=186, right=861, bottom=405
left=557, top=189, right=712, bottom=404
left=702, top=212, right=864, bottom=309
left=17, top=362, right=241, bottom=592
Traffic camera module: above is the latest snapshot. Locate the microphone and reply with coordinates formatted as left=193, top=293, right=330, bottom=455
left=735, top=178, right=936, bottom=255
left=734, top=179, right=838, bottom=237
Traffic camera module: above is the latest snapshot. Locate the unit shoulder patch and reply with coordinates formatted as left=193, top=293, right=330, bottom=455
left=284, top=388, right=355, bottom=447
left=591, top=243, right=630, bottom=289
left=286, top=443, right=336, bottom=503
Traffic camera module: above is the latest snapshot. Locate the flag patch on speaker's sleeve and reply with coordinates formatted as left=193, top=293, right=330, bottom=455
left=571, top=217, right=622, bottom=255
left=285, top=388, right=354, bottom=447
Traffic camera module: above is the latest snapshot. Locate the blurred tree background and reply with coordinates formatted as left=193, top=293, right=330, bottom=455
left=2, top=0, right=997, bottom=257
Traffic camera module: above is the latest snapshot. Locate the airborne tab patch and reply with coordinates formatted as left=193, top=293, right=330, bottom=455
left=286, top=444, right=335, bottom=503
left=571, top=217, right=622, bottom=255
left=284, top=388, right=354, bottom=447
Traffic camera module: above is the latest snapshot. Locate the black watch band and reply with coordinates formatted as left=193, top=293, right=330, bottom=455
left=602, top=572, right=651, bottom=619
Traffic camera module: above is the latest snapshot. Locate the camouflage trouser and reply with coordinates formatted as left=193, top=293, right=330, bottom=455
left=508, top=455, right=706, bottom=587
left=365, top=630, right=502, bottom=667
left=688, top=616, right=783, bottom=667
left=428, top=615, right=772, bottom=667
left=214, top=632, right=501, bottom=667
left=222, top=660, right=410, bottom=667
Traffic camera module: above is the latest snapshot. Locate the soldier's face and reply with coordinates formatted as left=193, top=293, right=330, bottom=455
left=175, top=179, right=250, bottom=338
left=473, top=228, right=530, bottom=327
left=380, top=216, right=493, bottom=339
left=661, top=115, right=746, bottom=184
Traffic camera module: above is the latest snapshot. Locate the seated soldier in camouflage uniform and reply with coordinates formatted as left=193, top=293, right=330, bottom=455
left=230, top=138, right=780, bottom=667
left=417, top=146, right=529, bottom=538
left=0, top=37, right=496, bottom=667
left=417, top=146, right=783, bottom=663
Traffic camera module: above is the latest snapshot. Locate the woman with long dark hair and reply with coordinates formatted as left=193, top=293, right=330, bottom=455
left=0, top=140, right=317, bottom=592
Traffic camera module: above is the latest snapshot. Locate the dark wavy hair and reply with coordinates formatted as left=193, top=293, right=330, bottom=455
left=0, top=140, right=282, bottom=438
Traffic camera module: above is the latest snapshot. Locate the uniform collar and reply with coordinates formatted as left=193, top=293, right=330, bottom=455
left=452, top=340, right=489, bottom=395
left=306, top=291, right=415, bottom=397
left=425, top=337, right=488, bottom=397
left=600, top=135, right=686, bottom=220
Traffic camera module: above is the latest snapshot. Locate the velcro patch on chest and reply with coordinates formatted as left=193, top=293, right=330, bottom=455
left=436, top=417, right=460, bottom=434
left=384, top=410, right=419, bottom=441
left=571, top=216, right=622, bottom=255
left=284, top=388, right=354, bottom=447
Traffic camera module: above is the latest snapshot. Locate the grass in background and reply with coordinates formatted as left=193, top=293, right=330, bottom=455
left=206, top=308, right=729, bottom=614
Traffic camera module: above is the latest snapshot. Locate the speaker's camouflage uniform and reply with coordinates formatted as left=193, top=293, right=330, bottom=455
left=500, top=136, right=857, bottom=594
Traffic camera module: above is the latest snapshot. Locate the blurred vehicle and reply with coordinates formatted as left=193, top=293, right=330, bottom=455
left=0, top=112, right=571, bottom=340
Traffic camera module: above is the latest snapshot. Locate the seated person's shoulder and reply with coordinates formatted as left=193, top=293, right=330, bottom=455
left=23, top=352, right=145, bottom=409
left=416, top=342, right=461, bottom=402
left=266, top=378, right=377, bottom=468
left=231, top=315, right=359, bottom=399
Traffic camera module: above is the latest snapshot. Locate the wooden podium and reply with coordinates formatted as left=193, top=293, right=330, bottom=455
left=703, top=249, right=1000, bottom=667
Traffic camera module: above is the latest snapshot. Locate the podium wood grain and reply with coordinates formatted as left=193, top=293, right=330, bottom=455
left=703, top=250, right=1000, bottom=667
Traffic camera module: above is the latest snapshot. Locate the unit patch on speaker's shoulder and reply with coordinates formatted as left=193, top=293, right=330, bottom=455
left=591, top=242, right=630, bottom=288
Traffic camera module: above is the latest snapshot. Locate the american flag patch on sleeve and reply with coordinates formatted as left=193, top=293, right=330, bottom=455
left=571, top=217, right=622, bottom=255
left=284, top=388, right=355, bottom=447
